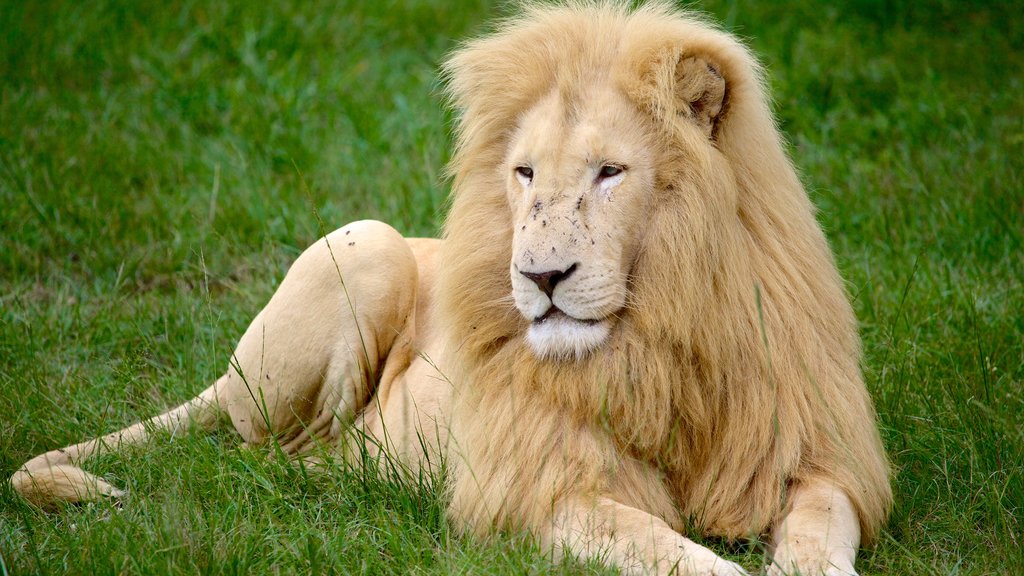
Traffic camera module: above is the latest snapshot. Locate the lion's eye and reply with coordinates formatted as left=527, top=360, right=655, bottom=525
left=598, top=165, right=623, bottom=179
left=515, top=166, right=534, bottom=182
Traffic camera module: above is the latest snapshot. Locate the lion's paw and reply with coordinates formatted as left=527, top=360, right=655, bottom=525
left=705, top=558, right=748, bottom=576
left=673, top=547, right=749, bottom=576
left=767, top=551, right=857, bottom=576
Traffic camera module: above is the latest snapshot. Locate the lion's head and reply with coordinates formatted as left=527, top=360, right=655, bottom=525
left=438, top=1, right=890, bottom=544
left=503, top=52, right=731, bottom=360
left=441, top=3, right=752, bottom=363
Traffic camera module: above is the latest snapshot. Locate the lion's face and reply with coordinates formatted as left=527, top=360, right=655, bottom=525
left=506, top=86, right=657, bottom=360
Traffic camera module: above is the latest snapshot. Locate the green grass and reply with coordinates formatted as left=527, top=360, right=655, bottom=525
left=1, top=0, right=1021, bottom=574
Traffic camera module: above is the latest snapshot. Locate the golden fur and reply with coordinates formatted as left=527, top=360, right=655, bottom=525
left=11, top=2, right=890, bottom=574
left=439, top=0, right=890, bottom=545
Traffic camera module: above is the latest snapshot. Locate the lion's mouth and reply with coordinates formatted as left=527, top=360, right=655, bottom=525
left=526, top=307, right=611, bottom=360
left=533, top=306, right=601, bottom=326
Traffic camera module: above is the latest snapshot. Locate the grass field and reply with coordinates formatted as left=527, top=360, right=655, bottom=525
left=1, top=0, right=1022, bottom=574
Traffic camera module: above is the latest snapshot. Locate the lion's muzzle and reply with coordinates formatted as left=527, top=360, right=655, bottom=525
left=512, top=256, right=618, bottom=360
left=519, top=263, right=578, bottom=303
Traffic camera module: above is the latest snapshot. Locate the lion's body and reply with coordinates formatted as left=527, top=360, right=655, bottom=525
left=11, top=3, right=890, bottom=575
left=441, top=0, right=889, bottom=545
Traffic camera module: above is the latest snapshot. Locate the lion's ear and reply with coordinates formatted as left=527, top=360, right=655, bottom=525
left=628, top=48, right=728, bottom=140
left=673, top=55, right=727, bottom=139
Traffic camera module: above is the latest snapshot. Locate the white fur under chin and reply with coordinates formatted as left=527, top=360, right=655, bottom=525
left=526, top=316, right=611, bottom=361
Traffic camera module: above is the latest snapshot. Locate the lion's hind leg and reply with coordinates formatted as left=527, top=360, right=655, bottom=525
left=214, top=219, right=418, bottom=452
left=10, top=219, right=420, bottom=508
left=9, top=382, right=223, bottom=508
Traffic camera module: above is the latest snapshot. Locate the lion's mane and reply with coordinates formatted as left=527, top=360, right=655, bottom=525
left=437, top=1, right=890, bottom=543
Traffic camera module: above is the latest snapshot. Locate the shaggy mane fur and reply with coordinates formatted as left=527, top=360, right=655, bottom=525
left=437, top=1, right=890, bottom=544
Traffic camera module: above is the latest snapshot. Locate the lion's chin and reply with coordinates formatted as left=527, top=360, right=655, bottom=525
left=525, top=311, right=611, bottom=361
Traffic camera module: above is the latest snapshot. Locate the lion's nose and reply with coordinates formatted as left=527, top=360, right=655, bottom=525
left=520, top=263, right=578, bottom=299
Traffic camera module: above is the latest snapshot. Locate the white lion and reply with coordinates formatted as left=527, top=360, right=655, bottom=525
left=11, top=3, right=891, bottom=575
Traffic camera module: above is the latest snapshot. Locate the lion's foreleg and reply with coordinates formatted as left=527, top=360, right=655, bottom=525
left=548, top=497, right=748, bottom=576
left=769, top=478, right=861, bottom=576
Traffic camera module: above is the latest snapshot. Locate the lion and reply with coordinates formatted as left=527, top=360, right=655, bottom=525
left=10, top=2, right=892, bottom=575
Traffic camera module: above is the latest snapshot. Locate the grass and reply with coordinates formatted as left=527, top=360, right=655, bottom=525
left=1, top=0, right=1021, bottom=574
